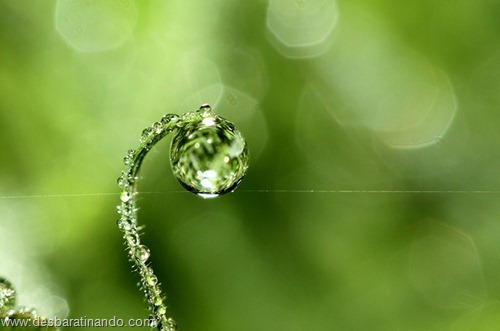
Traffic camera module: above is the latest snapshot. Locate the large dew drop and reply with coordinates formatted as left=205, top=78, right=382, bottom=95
left=170, top=110, right=249, bottom=198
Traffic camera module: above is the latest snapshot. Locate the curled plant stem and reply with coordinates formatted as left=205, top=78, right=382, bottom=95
left=116, top=113, right=182, bottom=331
left=116, top=105, right=249, bottom=331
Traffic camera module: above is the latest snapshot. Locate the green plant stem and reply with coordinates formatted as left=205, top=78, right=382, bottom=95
left=117, top=114, right=182, bottom=331
left=116, top=104, right=247, bottom=330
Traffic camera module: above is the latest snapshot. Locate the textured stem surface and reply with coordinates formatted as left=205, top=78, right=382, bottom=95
left=116, top=104, right=247, bottom=330
left=117, top=113, right=183, bottom=331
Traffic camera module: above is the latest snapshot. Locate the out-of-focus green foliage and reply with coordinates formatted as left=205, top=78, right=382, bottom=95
left=1, top=0, right=500, bottom=330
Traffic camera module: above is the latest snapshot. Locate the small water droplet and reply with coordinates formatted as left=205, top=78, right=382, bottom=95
left=117, top=170, right=133, bottom=188
left=117, top=205, right=125, bottom=215
left=148, top=316, right=158, bottom=328
left=152, top=121, right=163, bottom=133
left=117, top=175, right=126, bottom=188
left=19, top=307, right=37, bottom=317
left=0, top=277, right=16, bottom=310
left=170, top=112, right=249, bottom=197
left=7, top=307, right=38, bottom=320
left=126, top=233, right=139, bottom=247
left=117, top=203, right=135, bottom=217
left=180, top=111, right=196, bottom=123
left=198, top=104, right=212, bottom=117
left=161, top=114, right=179, bottom=125
left=117, top=176, right=124, bottom=187
left=149, top=281, right=161, bottom=296
left=167, top=318, right=177, bottom=331
left=120, top=191, right=131, bottom=202
left=154, top=294, right=163, bottom=306
left=117, top=218, right=132, bottom=231
left=141, top=127, right=154, bottom=143
left=123, top=149, right=136, bottom=166
left=136, top=244, right=150, bottom=263
left=146, top=273, right=158, bottom=286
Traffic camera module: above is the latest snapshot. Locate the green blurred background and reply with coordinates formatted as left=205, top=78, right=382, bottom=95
left=1, top=0, right=500, bottom=330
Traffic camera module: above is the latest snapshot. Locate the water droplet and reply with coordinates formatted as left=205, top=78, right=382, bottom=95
left=118, top=203, right=136, bottom=217
left=180, top=111, right=197, bottom=123
left=167, top=318, right=177, bottom=331
left=117, top=176, right=124, bottom=187
left=117, top=175, right=126, bottom=188
left=126, top=233, right=139, bottom=247
left=18, top=307, right=37, bottom=317
left=198, top=104, right=212, bottom=117
left=141, top=127, right=154, bottom=143
left=117, top=218, right=133, bottom=231
left=136, top=244, right=150, bottom=263
left=120, top=191, right=132, bottom=202
left=154, top=295, right=163, bottom=306
left=161, top=114, right=179, bottom=125
left=152, top=121, right=163, bottom=133
left=123, top=149, right=136, bottom=166
left=117, top=204, right=126, bottom=215
left=0, top=277, right=16, bottom=310
left=170, top=112, right=249, bottom=197
left=117, top=170, right=133, bottom=188
left=147, top=274, right=158, bottom=286
left=148, top=316, right=158, bottom=328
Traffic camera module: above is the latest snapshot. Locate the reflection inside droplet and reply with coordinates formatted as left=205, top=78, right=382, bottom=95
left=202, top=117, right=216, bottom=127
left=136, top=245, right=151, bottom=263
left=120, top=191, right=131, bottom=202
left=199, top=170, right=218, bottom=190
left=197, top=193, right=220, bottom=199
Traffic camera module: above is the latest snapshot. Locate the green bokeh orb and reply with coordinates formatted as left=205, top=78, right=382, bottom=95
left=170, top=113, right=249, bottom=198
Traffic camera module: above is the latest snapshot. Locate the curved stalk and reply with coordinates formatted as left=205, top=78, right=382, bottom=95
left=116, top=104, right=248, bottom=330
left=116, top=113, right=182, bottom=331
